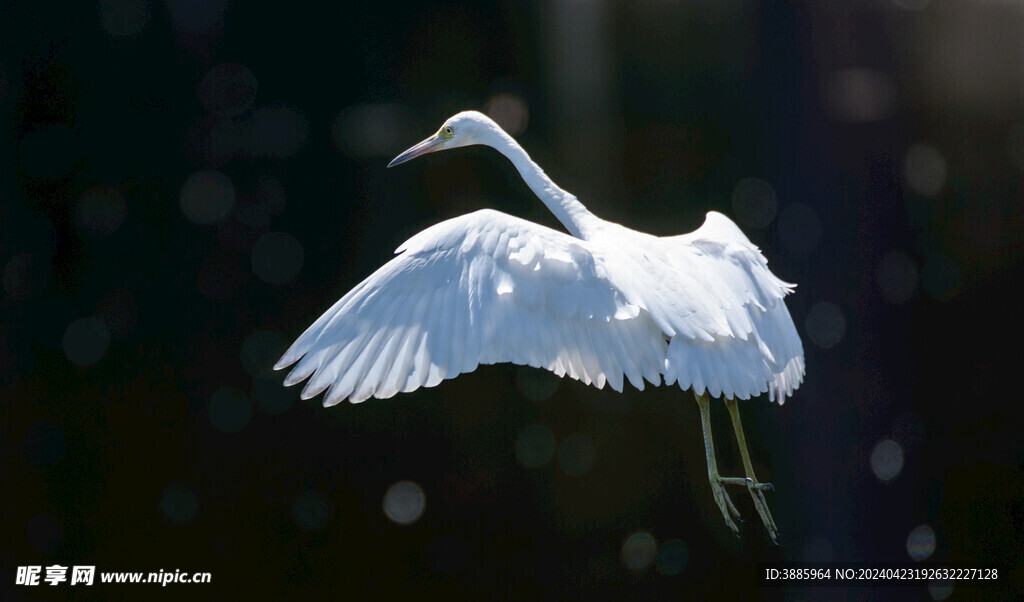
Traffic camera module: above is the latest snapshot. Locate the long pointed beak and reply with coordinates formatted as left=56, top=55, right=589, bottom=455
left=387, top=134, right=446, bottom=168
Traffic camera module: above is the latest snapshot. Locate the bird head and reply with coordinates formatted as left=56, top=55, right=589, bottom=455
left=387, top=111, right=499, bottom=168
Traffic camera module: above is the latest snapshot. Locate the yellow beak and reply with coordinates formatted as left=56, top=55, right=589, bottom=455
left=387, top=134, right=446, bottom=168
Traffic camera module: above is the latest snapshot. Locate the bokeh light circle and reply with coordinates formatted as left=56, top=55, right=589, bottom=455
left=870, top=438, right=904, bottom=482
left=180, top=170, right=235, bottom=225
left=332, top=103, right=413, bottom=158
left=804, top=302, right=846, bottom=349
left=732, top=177, right=778, bottom=228
left=159, top=483, right=199, bottom=526
left=825, top=68, right=896, bottom=123
left=906, top=524, right=937, bottom=561
left=622, top=531, right=657, bottom=571
left=928, top=581, right=954, bottom=600
left=656, top=539, right=688, bottom=575
left=383, top=480, right=426, bottom=526
left=904, top=144, right=946, bottom=197
left=517, top=367, right=561, bottom=402
left=802, top=536, right=834, bottom=562
left=514, top=424, right=556, bottom=468
left=484, top=93, right=529, bottom=136
left=63, top=317, right=111, bottom=366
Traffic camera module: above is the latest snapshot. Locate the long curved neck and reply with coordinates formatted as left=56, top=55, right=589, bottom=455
left=485, top=127, right=602, bottom=240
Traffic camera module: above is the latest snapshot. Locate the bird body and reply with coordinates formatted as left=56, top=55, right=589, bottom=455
left=276, top=111, right=804, bottom=406
left=276, top=110, right=805, bottom=541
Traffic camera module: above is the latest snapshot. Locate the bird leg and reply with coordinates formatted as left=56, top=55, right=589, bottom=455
left=694, top=393, right=742, bottom=536
left=723, top=397, right=779, bottom=544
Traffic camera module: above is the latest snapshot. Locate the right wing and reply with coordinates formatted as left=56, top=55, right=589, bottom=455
left=275, top=209, right=667, bottom=405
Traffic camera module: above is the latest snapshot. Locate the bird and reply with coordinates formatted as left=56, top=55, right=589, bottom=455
left=275, top=110, right=805, bottom=542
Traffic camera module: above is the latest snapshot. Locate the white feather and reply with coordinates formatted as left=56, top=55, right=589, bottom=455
left=277, top=111, right=804, bottom=407
left=278, top=209, right=804, bottom=405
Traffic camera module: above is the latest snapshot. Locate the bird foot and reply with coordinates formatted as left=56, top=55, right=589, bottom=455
left=709, top=475, right=743, bottom=536
left=715, top=476, right=779, bottom=544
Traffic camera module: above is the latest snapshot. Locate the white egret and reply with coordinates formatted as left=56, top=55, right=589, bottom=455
left=276, top=111, right=805, bottom=541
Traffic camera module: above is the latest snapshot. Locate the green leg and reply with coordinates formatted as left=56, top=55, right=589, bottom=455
left=695, top=392, right=741, bottom=535
left=724, top=397, right=779, bottom=543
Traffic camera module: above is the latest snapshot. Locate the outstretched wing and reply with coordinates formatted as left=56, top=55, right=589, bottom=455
left=620, top=211, right=804, bottom=403
left=275, top=209, right=667, bottom=405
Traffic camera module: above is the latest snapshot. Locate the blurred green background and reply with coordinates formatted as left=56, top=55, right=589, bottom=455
left=2, top=0, right=1021, bottom=599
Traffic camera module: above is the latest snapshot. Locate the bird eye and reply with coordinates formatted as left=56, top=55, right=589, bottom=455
left=444, top=125, right=454, bottom=136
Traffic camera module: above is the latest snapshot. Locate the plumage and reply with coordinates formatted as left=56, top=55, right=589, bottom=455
left=278, top=209, right=674, bottom=403
left=277, top=204, right=803, bottom=404
left=276, top=110, right=806, bottom=541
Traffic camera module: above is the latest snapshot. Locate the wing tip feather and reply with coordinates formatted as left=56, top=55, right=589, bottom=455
left=274, top=353, right=299, bottom=372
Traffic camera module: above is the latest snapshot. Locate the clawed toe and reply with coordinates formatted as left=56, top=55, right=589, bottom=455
left=716, top=476, right=779, bottom=542
left=709, top=478, right=742, bottom=533
left=697, top=393, right=780, bottom=543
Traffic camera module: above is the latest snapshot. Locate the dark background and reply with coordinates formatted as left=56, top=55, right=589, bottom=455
left=3, top=0, right=1022, bottom=600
